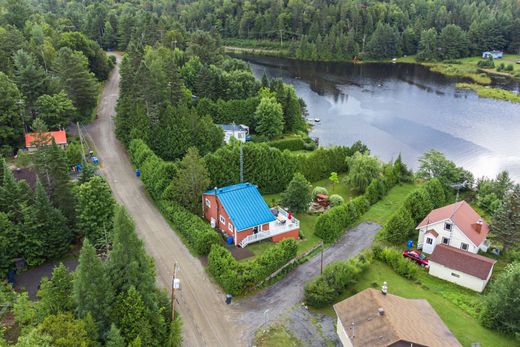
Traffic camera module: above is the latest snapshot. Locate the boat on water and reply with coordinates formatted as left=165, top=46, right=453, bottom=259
left=314, top=118, right=321, bottom=123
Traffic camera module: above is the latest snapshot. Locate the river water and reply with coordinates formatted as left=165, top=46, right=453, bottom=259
left=242, top=55, right=520, bottom=182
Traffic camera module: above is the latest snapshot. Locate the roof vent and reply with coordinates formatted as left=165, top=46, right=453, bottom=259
left=378, top=307, right=385, bottom=316
left=477, top=218, right=483, bottom=225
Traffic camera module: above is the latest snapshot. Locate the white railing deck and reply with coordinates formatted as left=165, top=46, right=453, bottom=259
left=239, top=208, right=299, bottom=247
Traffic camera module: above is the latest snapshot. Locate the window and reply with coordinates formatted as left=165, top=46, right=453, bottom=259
left=444, top=222, right=452, bottom=231
left=426, top=237, right=433, bottom=245
left=205, top=198, right=211, bottom=208
left=228, top=223, right=233, bottom=232
left=442, top=237, right=450, bottom=245
left=451, top=272, right=460, bottom=278
left=461, top=243, right=469, bottom=251
left=219, top=215, right=225, bottom=224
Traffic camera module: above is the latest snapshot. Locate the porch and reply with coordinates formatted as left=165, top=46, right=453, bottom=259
left=239, top=208, right=299, bottom=248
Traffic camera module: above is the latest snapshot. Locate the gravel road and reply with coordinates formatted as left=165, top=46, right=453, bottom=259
left=87, top=53, right=380, bottom=346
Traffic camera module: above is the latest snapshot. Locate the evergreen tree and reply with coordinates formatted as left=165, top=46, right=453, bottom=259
left=165, top=319, right=182, bottom=347
left=281, top=173, right=312, bottom=213
left=111, top=286, right=152, bottom=345
left=423, top=178, right=446, bottom=208
left=0, top=212, right=18, bottom=276
left=491, top=185, right=520, bottom=253
left=439, top=25, right=468, bottom=59
left=254, top=94, right=284, bottom=139
left=0, top=164, right=26, bottom=223
left=36, top=263, right=74, bottom=316
left=73, top=239, right=112, bottom=334
left=417, top=28, right=439, bottom=61
left=167, top=147, right=210, bottom=214
left=75, top=176, right=115, bottom=250
left=0, top=72, right=23, bottom=155
left=366, top=22, right=399, bottom=59
left=54, top=47, right=98, bottom=120
left=22, top=181, right=70, bottom=265
left=13, top=49, right=47, bottom=109
left=384, top=207, right=416, bottom=244
left=106, top=324, right=126, bottom=347
left=404, top=189, right=433, bottom=223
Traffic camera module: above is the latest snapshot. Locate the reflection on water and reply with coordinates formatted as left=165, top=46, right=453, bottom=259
left=241, top=55, right=520, bottom=182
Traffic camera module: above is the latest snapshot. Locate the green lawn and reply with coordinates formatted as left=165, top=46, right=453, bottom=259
left=253, top=325, right=301, bottom=347
left=358, top=183, right=418, bottom=225
left=314, top=261, right=518, bottom=347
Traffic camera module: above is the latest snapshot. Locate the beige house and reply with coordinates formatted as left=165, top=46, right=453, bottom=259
left=428, top=244, right=496, bottom=292
left=417, top=201, right=490, bottom=254
left=333, top=288, right=461, bottom=347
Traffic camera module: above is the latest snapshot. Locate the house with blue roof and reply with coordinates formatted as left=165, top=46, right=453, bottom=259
left=203, top=183, right=300, bottom=247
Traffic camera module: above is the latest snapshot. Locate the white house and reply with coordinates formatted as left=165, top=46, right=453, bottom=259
left=218, top=124, right=249, bottom=144
left=333, top=288, right=461, bottom=347
left=482, top=50, right=503, bottom=59
left=428, top=244, right=496, bottom=292
left=417, top=201, right=490, bottom=255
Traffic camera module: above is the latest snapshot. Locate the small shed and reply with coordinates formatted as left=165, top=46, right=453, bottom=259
left=482, top=50, right=503, bottom=59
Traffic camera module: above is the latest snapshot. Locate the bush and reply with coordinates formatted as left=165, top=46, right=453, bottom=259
left=312, top=186, right=328, bottom=199
left=477, top=59, right=494, bottom=69
left=269, top=137, right=305, bottom=151
left=505, top=64, right=514, bottom=72
left=366, top=178, right=387, bottom=205
left=372, top=246, right=418, bottom=279
left=329, top=194, right=344, bottom=207
left=207, top=239, right=297, bottom=295
left=304, top=252, right=372, bottom=307
left=281, top=173, right=312, bottom=213
left=384, top=207, right=416, bottom=244
left=159, top=201, right=220, bottom=256
left=403, top=188, right=433, bottom=223
left=315, top=196, right=370, bottom=243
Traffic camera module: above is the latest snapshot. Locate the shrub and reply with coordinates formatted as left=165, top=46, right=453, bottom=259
left=505, top=64, right=514, bottom=72
left=281, top=173, right=312, bottom=213
left=269, top=137, right=305, bottom=151
left=403, top=188, right=433, bottom=223
left=304, top=252, right=372, bottom=307
left=384, top=207, right=416, bottom=244
left=372, top=246, right=418, bottom=279
left=366, top=178, right=387, bottom=205
left=477, top=59, right=494, bottom=69
left=312, top=186, right=328, bottom=199
left=329, top=194, right=344, bottom=207
left=207, top=239, right=297, bottom=295
left=159, top=202, right=220, bottom=256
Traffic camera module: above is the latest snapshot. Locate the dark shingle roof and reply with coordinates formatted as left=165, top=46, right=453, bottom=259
left=429, top=244, right=496, bottom=280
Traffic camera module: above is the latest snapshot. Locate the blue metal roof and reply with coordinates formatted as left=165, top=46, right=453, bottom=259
left=205, top=183, right=275, bottom=231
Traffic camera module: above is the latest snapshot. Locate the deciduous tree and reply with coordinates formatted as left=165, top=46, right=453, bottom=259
left=254, top=94, right=284, bottom=139
left=346, top=152, right=382, bottom=193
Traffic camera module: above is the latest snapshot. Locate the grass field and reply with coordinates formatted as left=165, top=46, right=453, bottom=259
left=253, top=325, right=301, bottom=347
left=456, top=82, right=520, bottom=103
left=314, top=261, right=518, bottom=347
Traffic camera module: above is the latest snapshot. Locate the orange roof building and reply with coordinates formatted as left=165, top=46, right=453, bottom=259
left=25, top=130, right=67, bottom=151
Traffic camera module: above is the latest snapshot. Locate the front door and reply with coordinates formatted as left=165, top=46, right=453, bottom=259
left=423, top=236, right=435, bottom=254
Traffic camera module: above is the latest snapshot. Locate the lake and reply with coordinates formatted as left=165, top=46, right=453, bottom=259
left=242, top=55, right=520, bottom=182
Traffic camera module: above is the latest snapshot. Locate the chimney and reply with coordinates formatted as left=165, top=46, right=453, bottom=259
left=474, top=219, right=483, bottom=233
left=381, top=281, right=388, bottom=295
left=378, top=307, right=385, bottom=316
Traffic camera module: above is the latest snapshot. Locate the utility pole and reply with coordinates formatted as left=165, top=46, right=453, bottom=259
left=171, top=262, right=179, bottom=321
left=320, top=242, right=324, bottom=274
left=77, top=122, right=87, bottom=164
left=240, top=141, right=244, bottom=183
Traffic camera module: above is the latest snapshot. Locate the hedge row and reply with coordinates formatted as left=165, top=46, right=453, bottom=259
left=372, top=246, right=418, bottom=279
left=268, top=137, right=306, bottom=151
left=129, top=139, right=219, bottom=256
left=314, top=196, right=371, bottom=243
left=304, top=251, right=372, bottom=307
left=384, top=178, right=446, bottom=244
left=208, top=239, right=298, bottom=295
left=204, top=143, right=350, bottom=194
left=159, top=201, right=220, bottom=256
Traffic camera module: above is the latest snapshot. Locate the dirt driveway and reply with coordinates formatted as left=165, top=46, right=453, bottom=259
left=86, top=53, right=379, bottom=346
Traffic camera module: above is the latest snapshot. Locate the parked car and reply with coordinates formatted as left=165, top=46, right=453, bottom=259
left=402, top=249, right=429, bottom=267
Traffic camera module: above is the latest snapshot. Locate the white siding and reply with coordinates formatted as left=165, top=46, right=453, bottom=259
left=428, top=261, right=491, bottom=292
left=418, top=219, right=479, bottom=254
left=336, top=317, right=354, bottom=347
left=223, top=130, right=247, bottom=144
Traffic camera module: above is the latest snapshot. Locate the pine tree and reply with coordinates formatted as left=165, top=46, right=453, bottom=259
left=73, top=239, right=112, bottom=334
left=75, top=176, right=115, bottom=250
left=0, top=165, right=25, bottom=223
left=106, top=324, right=125, bottom=347
left=167, top=147, right=210, bottom=214
left=54, top=47, right=98, bottom=120
left=36, top=263, right=74, bottom=316
left=165, top=319, right=182, bottom=347
left=0, top=72, right=24, bottom=154
left=0, top=212, right=18, bottom=276
left=491, top=185, right=520, bottom=253
left=13, top=49, right=48, bottom=108
left=111, top=286, right=152, bottom=345
left=30, top=182, right=72, bottom=259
